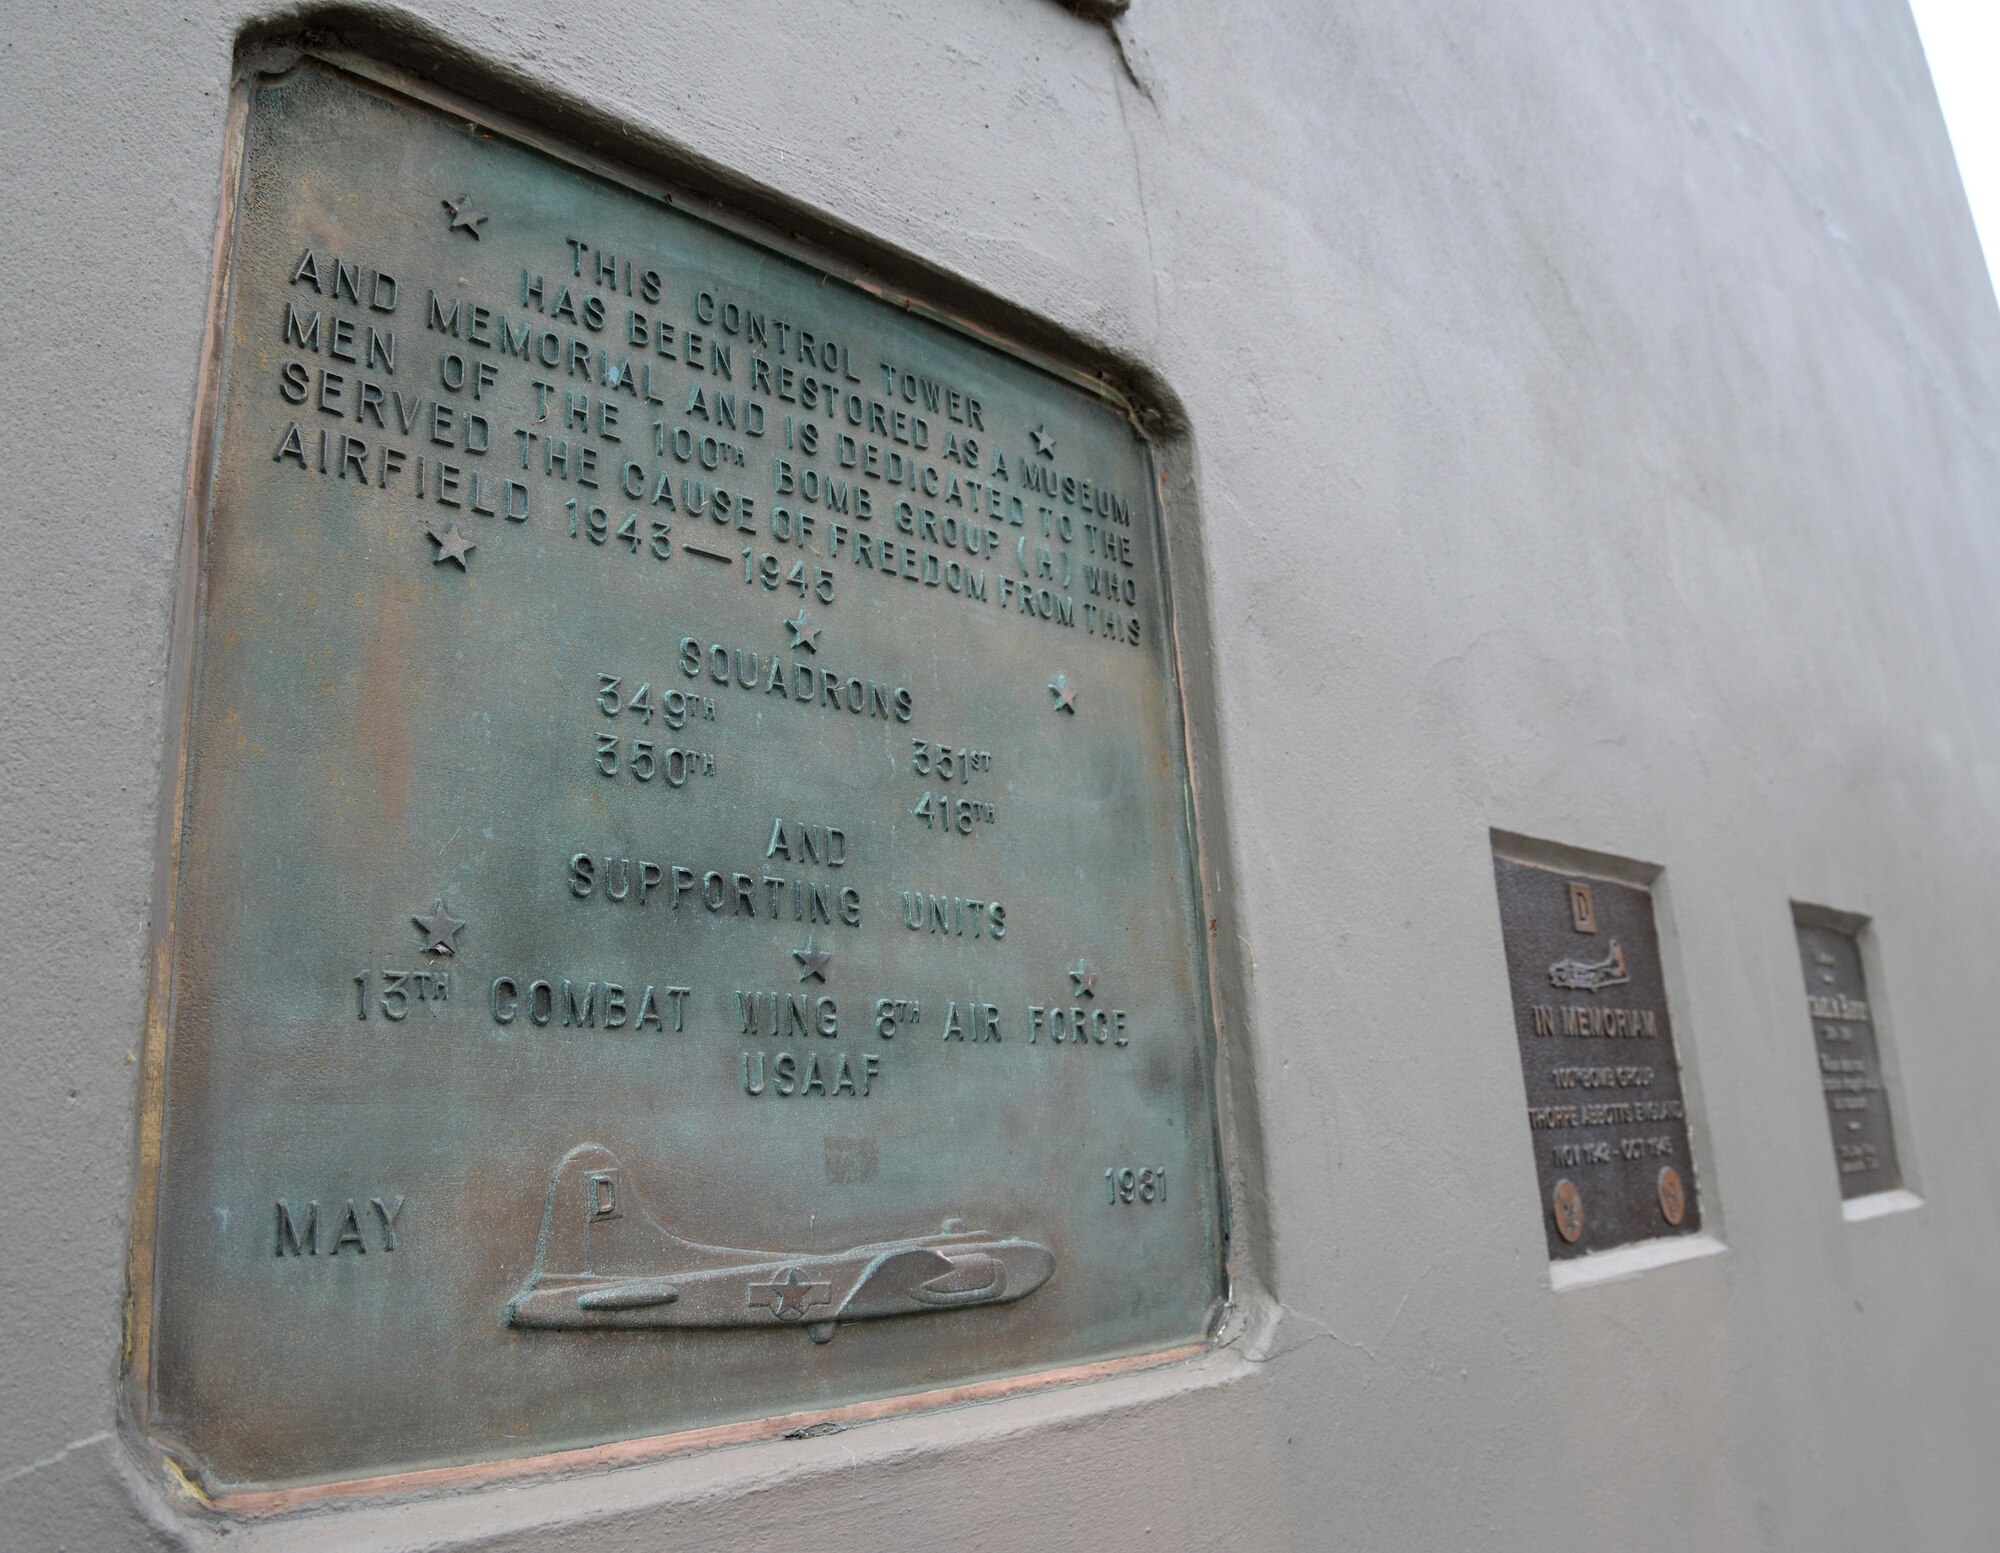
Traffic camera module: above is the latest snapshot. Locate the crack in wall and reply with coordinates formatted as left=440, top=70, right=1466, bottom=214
left=0, top=1430, right=112, bottom=1489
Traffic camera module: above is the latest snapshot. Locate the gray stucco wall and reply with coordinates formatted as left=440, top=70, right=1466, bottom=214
left=4, top=0, right=1998, bottom=1547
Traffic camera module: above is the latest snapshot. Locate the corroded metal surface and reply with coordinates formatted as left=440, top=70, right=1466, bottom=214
left=136, top=55, right=1223, bottom=1495
left=1491, top=855, right=1703, bottom=1259
left=1792, top=921, right=1902, bottom=1198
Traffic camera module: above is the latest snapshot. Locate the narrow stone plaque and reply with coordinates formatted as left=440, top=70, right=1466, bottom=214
left=1792, top=918, right=1902, bottom=1198
left=131, top=54, right=1224, bottom=1497
left=1491, top=852, right=1702, bottom=1259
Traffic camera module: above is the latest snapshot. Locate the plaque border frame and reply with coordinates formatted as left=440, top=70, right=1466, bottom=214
left=120, top=28, right=1268, bottom=1515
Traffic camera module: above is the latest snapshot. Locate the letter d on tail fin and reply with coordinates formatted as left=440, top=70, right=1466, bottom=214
left=507, top=1143, right=702, bottom=1329
left=530, top=1143, right=632, bottom=1281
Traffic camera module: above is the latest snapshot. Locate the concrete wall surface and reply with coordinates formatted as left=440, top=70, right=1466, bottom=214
left=3, top=0, right=1998, bottom=1547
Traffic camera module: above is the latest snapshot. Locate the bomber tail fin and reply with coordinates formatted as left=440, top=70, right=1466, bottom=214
left=525, top=1142, right=658, bottom=1281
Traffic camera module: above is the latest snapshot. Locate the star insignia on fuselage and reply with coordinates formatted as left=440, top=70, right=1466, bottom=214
left=786, top=608, right=821, bottom=653
left=750, top=1266, right=832, bottom=1320
left=1031, top=423, right=1056, bottom=458
left=427, top=521, right=475, bottom=570
left=412, top=898, right=466, bottom=955
left=1048, top=674, right=1078, bottom=714
left=793, top=933, right=832, bottom=983
left=442, top=193, right=487, bottom=238
left=1069, top=960, right=1097, bottom=998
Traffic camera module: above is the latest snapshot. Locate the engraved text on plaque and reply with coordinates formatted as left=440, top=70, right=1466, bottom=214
left=1492, top=852, right=1702, bottom=1259
left=1792, top=917, right=1902, bottom=1199
left=132, top=54, right=1224, bottom=1497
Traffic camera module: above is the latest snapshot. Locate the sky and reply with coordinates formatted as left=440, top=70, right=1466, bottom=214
left=1909, top=0, right=2000, bottom=297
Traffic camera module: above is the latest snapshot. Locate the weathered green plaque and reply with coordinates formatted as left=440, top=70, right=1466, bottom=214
left=133, top=53, right=1224, bottom=1497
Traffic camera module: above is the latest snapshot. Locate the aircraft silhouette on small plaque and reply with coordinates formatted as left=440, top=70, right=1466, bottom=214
left=1548, top=939, right=1630, bottom=992
left=505, top=1144, right=1056, bottom=1344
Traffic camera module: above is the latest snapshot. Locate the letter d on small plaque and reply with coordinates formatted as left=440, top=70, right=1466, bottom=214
left=1569, top=882, right=1597, bottom=934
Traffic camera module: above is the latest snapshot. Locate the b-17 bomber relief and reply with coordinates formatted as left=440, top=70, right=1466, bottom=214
left=506, top=1144, right=1055, bottom=1343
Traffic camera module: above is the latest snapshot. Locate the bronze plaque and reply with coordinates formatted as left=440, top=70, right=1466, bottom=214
left=1793, top=919, right=1902, bottom=1198
left=1491, top=854, right=1702, bottom=1258
left=132, top=54, right=1224, bottom=1497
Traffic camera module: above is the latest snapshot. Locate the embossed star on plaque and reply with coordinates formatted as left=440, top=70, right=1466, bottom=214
left=441, top=193, right=487, bottom=238
left=1048, top=674, right=1079, bottom=714
left=1031, top=423, right=1056, bottom=458
left=785, top=608, right=821, bottom=653
left=1069, top=960, right=1098, bottom=998
left=792, top=933, right=832, bottom=983
left=749, top=1267, right=831, bottom=1319
left=412, top=898, right=466, bottom=955
left=427, top=521, right=475, bottom=570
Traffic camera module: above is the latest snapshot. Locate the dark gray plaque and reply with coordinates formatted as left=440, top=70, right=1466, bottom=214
left=1491, top=854, right=1702, bottom=1258
left=1793, top=920, right=1902, bottom=1198
left=132, top=54, right=1224, bottom=1497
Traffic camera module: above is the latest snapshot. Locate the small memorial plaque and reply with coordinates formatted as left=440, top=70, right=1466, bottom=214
left=1792, top=918, right=1902, bottom=1198
left=132, top=55, right=1224, bottom=1496
left=1491, top=852, right=1702, bottom=1259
